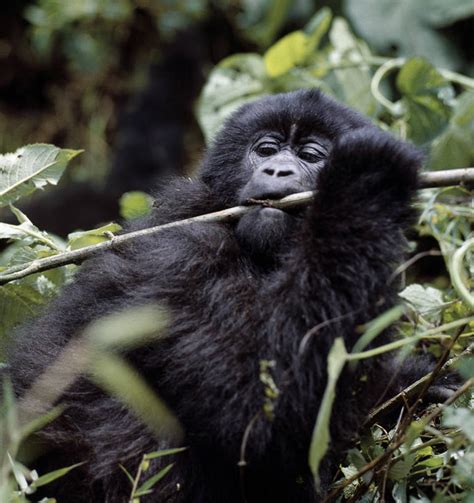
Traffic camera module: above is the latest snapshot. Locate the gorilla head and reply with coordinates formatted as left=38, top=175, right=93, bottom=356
left=202, top=90, right=371, bottom=259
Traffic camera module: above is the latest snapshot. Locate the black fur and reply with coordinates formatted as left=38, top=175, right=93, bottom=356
left=8, top=89, right=433, bottom=502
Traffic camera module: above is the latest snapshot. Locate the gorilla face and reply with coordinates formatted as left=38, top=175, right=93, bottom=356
left=235, top=129, right=331, bottom=259
left=240, top=132, right=330, bottom=202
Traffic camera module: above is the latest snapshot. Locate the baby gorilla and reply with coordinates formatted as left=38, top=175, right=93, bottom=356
left=8, top=89, right=449, bottom=502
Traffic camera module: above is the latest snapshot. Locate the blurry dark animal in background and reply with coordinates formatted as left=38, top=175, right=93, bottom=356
left=0, top=34, right=204, bottom=236
left=8, top=90, right=458, bottom=502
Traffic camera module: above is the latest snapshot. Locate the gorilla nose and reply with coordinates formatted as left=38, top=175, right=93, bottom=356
left=262, top=166, right=296, bottom=178
left=240, top=167, right=302, bottom=202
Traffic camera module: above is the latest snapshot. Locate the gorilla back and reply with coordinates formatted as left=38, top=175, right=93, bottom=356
left=8, top=89, right=425, bottom=502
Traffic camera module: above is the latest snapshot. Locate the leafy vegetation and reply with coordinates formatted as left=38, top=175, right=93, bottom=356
left=0, top=1, right=473, bottom=501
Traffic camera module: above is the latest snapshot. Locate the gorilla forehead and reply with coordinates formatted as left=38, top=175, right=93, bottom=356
left=223, top=89, right=371, bottom=142
left=200, top=89, right=372, bottom=199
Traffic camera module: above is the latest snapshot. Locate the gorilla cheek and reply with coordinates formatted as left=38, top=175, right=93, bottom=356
left=235, top=207, right=293, bottom=258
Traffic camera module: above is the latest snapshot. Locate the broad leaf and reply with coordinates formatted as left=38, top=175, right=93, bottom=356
left=397, top=58, right=454, bottom=144
left=0, top=273, right=63, bottom=343
left=0, top=144, right=81, bottom=207
left=264, top=31, right=309, bottom=78
left=430, top=91, right=474, bottom=169
left=197, top=54, right=267, bottom=142
left=399, top=284, right=446, bottom=323
left=67, top=222, right=122, bottom=250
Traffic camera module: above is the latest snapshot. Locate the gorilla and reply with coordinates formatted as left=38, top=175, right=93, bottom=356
left=7, top=89, right=451, bottom=502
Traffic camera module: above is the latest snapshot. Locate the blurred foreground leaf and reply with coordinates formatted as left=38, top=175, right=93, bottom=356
left=90, top=354, right=183, bottom=442
left=308, top=337, right=348, bottom=487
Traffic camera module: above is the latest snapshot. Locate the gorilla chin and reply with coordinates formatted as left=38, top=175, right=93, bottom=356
left=235, top=206, right=293, bottom=259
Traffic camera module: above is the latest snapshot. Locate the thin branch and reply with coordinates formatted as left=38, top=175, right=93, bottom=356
left=0, top=168, right=473, bottom=285
left=422, top=168, right=474, bottom=188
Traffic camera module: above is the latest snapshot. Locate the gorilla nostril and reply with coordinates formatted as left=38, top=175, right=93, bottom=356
left=263, top=167, right=275, bottom=176
left=277, top=169, right=294, bottom=177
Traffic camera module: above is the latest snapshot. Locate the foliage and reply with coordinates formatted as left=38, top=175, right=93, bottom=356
left=344, top=0, right=474, bottom=70
left=0, top=3, right=473, bottom=502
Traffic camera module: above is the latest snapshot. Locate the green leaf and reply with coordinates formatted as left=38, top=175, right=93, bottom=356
left=31, top=462, right=84, bottom=488
left=21, top=405, right=64, bottom=440
left=84, top=304, right=170, bottom=351
left=89, top=353, right=183, bottom=442
left=399, top=284, right=446, bottom=322
left=430, top=91, right=474, bottom=169
left=119, top=191, right=153, bottom=220
left=308, top=337, right=348, bottom=487
left=0, top=144, right=81, bottom=207
left=0, top=280, right=53, bottom=343
left=197, top=54, right=267, bottom=143
left=134, top=463, right=174, bottom=497
left=67, top=222, right=122, bottom=250
left=144, top=447, right=188, bottom=460
left=264, top=31, right=309, bottom=78
left=416, top=454, right=443, bottom=468
left=397, top=57, right=454, bottom=144
left=388, top=454, right=416, bottom=481
left=0, top=206, right=61, bottom=250
left=351, top=305, right=405, bottom=357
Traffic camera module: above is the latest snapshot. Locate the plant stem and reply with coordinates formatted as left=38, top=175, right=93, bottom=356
left=0, top=168, right=473, bottom=285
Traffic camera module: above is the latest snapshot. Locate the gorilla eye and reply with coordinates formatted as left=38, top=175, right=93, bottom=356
left=255, top=142, right=279, bottom=157
left=298, top=145, right=325, bottom=163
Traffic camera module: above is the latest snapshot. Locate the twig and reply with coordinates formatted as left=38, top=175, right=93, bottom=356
left=0, top=168, right=472, bottom=285
left=422, top=168, right=474, bottom=188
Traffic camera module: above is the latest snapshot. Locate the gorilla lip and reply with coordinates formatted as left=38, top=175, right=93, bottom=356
left=259, top=207, right=285, bottom=216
